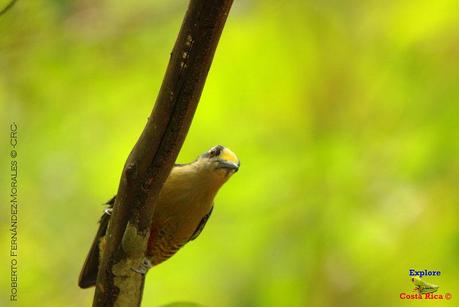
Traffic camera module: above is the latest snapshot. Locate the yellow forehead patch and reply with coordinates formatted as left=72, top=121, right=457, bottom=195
left=219, top=147, right=239, bottom=163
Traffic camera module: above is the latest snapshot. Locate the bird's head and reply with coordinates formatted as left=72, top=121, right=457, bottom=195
left=197, top=145, right=240, bottom=180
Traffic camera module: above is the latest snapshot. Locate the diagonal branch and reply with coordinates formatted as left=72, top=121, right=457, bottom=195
left=0, top=0, right=18, bottom=17
left=92, top=0, right=233, bottom=306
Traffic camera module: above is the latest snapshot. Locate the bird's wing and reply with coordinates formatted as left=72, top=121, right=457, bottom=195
left=78, top=196, right=115, bottom=288
left=189, top=206, right=214, bottom=241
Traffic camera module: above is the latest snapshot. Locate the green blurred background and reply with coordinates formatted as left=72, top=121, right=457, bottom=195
left=1, top=0, right=458, bottom=306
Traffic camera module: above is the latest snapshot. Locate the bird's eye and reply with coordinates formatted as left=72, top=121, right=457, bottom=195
left=209, top=146, right=221, bottom=157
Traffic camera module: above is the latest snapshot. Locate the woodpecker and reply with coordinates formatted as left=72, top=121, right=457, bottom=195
left=78, top=145, right=240, bottom=288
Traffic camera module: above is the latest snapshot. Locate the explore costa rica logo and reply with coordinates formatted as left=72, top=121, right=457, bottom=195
left=399, top=269, right=452, bottom=300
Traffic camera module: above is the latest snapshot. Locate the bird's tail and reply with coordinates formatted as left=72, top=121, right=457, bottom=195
left=78, top=196, right=115, bottom=288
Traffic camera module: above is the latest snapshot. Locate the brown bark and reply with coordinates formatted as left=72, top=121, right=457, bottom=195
left=92, top=0, right=234, bottom=306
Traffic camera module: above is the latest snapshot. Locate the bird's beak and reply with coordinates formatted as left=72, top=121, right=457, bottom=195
left=217, top=160, right=240, bottom=172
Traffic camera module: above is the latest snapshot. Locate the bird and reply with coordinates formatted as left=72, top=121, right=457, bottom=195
left=78, top=145, right=240, bottom=288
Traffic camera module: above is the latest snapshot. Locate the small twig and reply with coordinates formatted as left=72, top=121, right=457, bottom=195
left=92, top=0, right=233, bottom=306
left=0, top=0, right=17, bottom=17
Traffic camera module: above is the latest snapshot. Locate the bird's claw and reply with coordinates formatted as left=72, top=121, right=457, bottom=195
left=131, top=258, right=153, bottom=275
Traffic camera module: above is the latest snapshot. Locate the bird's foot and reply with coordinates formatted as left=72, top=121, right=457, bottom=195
left=104, top=208, right=113, bottom=215
left=131, top=258, right=153, bottom=275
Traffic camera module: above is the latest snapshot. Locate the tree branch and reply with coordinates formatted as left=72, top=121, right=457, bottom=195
left=92, top=0, right=233, bottom=306
left=0, top=0, right=18, bottom=17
